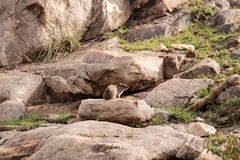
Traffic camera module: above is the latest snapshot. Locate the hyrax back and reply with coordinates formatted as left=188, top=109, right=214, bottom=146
left=103, top=83, right=129, bottom=100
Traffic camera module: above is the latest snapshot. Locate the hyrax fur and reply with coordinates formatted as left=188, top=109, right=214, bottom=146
left=103, top=83, right=129, bottom=100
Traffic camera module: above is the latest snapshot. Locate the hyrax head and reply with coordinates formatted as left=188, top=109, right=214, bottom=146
left=117, top=83, right=129, bottom=91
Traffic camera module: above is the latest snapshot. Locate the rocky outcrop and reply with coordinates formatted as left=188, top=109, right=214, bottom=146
left=174, top=58, right=220, bottom=79
left=0, top=0, right=130, bottom=67
left=78, top=99, right=154, bottom=125
left=144, top=78, right=214, bottom=107
left=19, top=48, right=164, bottom=102
left=0, top=121, right=200, bottom=160
left=124, top=12, right=192, bottom=42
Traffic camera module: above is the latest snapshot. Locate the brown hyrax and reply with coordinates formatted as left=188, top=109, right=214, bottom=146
left=103, top=83, right=129, bottom=100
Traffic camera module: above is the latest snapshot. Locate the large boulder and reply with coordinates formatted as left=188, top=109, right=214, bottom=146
left=144, top=78, right=214, bottom=107
left=78, top=99, right=154, bottom=125
left=0, top=70, right=43, bottom=105
left=124, top=12, right=192, bottom=42
left=20, top=49, right=164, bottom=101
left=0, top=121, right=200, bottom=160
left=0, top=0, right=130, bottom=67
left=217, top=85, right=240, bottom=102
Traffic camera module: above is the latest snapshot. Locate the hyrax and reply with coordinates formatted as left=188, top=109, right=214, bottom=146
left=103, top=83, right=129, bottom=100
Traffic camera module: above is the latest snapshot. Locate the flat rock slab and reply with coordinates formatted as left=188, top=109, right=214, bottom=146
left=78, top=99, right=154, bottom=125
left=0, top=121, right=196, bottom=160
left=0, top=70, right=43, bottom=104
left=144, top=78, right=214, bottom=107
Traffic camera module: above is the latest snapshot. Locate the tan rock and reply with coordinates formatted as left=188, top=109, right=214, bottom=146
left=188, top=122, right=217, bottom=137
left=171, top=44, right=195, bottom=51
left=196, top=149, right=223, bottom=160
left=153, top=44, right=169, bottom=52
left=78, top=99, right=154, bottom=125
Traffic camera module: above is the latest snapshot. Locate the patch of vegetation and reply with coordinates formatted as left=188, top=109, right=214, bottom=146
left=38, top=29, right=82, bottom=62
left=195, top=87, right=212, bottom=98
left=203, top=98, right=240, bottom=126
left=46, top=113, right=71, bottom=124
left=207, top=132, right=240, bottom=160
left=0, top=115, right=44, bottom=126
left=157, top=106, right=195, bottom=123
left=0, top=113, right=71, bottom=126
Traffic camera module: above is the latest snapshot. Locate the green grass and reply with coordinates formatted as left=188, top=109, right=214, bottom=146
left=156, top=106, right=195, bottom=123
left=207, top=132, right=240, bottom=160
left=203, top=98, right=240, bottom=126
left=0, top=113, right=71, bottom=126
left=0, top=115, right=44, bottom=126
left=195, top=87, right=212, bottom=98
left=46, top=113, right=71, bottom=124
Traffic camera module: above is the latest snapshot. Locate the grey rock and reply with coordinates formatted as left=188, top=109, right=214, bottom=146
left=124, top=12, right=192, bottom=42
left=230, top=48, right=240, bottom=59
left=217, top=85, right=240, bottom=102
left=228, top=0, right=240, bottom=7
left=174, top=58, right=220, bottom=79
left=204, top=0, right=230, bottom=11
left=0, top=121, right=191, bottom=160
left=144, top=78, right=214, bottom=107
left=78, top=99, right=154, bottom=125
left=153, top=108, right=172, bottom=122
left=0, top=70, right=44, bottom=105
left=176, top=135, right=205, bottom=160
left=211, top=9, right=240, bottom=27
left=0, top=98, right=26, bottom=122
left=222, top=34, right=240, bottom=48
left=216, top=23, right=239, bottom=34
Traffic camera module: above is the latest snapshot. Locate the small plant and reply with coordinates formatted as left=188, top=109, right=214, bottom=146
left=0, top=115, right=44, bottom=126
left=159, top=106, right=194, bottom=123
left=195, top=87, right=212, bottom=98
left=46, top=113, right=71, bottom=124
left=207, top=132, right=240, bottom=159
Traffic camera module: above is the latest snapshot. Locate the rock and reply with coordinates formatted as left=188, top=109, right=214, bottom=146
left=176, top=135, right=205, bottom=160
left=0, top=98, right=26, bottom=122
left=211, top=9, right=240, bottom=27
left=196, top=149, right=223, bottom=160
left=204, top=0, right=230, bottom=11
left=222, top=34, right=240, bottom=48
left=164, top=53, right=185, bottom=79
left=0, top=121, right=191, bottom=159
left=228, top=0, right=240, bottom=7
left=0, top=70, right=44, bottom=105
left=152, top=44, right=169, bottom=52
left=78, top=99, right=154, bottom=125
left=230, top=48, right=240, bottom=59
left=144, top=78, right=214, bottom=107
left=188, top=122, right=217, bottom=137
left=174, top=58, right=220, bottom=79
left=217, top=85, right=240, bottom=102
left=124, top=12, right=192, bottom=42
left=195, top=117, right=205, bottom=122
left=216, top=23, right=239, bottom=34
left=153, top=108, right=172, bottom=122
left=129, top=0, right=190, bottom=26
left=171, top=44, right=195, bottom=51
left=20, top=48, right=164, bottom=101
left=0, top=0, right=130, bottom=67
left=0, top=130, right=20, bottom=145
